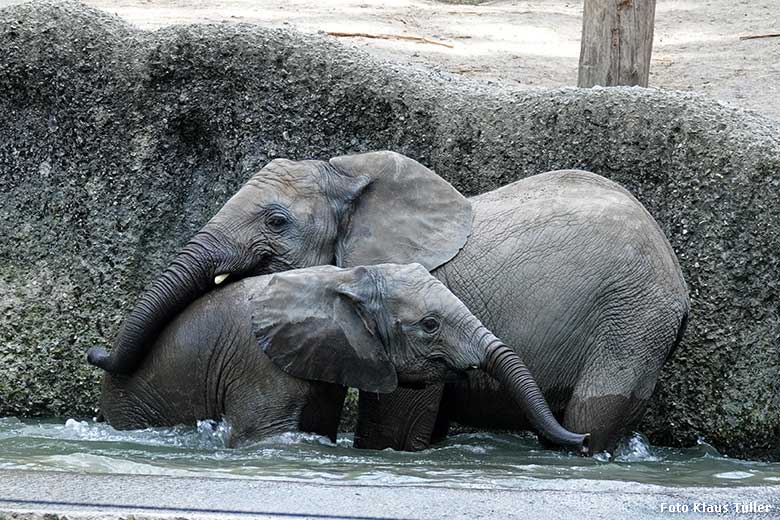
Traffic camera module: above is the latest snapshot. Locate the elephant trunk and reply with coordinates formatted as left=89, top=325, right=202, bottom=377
left=478, top=331, right=590, bottom=455
left=87, top=233, right=222, bottom=374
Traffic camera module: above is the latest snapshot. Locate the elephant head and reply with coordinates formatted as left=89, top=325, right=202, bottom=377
left=87, top=152, right=472, bottom=374
left=253, top=263, right=590, bottom=454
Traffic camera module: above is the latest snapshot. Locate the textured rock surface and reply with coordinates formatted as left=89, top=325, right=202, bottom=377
left=0, top=2, right=777, bottom=458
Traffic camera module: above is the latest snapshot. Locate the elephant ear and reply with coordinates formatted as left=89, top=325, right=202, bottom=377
left=330, top=151, right=473, bottom=271
left=251, top=266, right=398, bottom=393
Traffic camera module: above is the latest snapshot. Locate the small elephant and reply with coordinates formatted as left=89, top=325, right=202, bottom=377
left=89, top=151, right=688, bottom=453
left=98, top=263, right=589, bottom=452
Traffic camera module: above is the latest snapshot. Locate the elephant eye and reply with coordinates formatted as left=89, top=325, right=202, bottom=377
left=420, top=316, right=440, bottom=334
left=266, top=212, right=290, bottom=233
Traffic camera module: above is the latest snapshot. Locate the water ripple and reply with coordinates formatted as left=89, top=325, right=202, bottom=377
left=0, top=418, right=778, bottom=489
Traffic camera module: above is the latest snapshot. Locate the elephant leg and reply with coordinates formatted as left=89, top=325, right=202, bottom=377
left=444, top=369, right=640, bottom=453
left=298, top=382, right=347, bottom=442
left=224, top=397, right=302, bottom=448
left=223, top=372, right=345, bottom=447
left=563, top=391, right=648, bottom=454
left=440, top=371, right=532, bottom=431
left=563, top=309, right=683, bottom=454
left=430, top=405, right=451, bottom=444
left=354, top=384, right=444, bottom=451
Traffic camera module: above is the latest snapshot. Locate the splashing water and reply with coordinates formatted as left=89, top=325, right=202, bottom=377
left=195, top=419, right=232, bottom=447
left=590, top=432, right=664, bottom=463
left=1, top=418, right=779, bottom=489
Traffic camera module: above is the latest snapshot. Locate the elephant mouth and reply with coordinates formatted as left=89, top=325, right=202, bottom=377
left=210, top=255, right=274, bottom=291
left=397, top=359, right=451, bottom=388
left=443, top=369, right=470, bottom=383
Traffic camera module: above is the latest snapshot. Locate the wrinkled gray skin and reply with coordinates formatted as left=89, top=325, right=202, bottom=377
left=100, top=264, right=589, bottom=452
left=429, top=170, right=689, bottom=454
left=88, top=151, right=688, bottom=454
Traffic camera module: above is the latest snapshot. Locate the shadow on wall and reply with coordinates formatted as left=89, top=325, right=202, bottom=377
left=0, top=1, right=778, bottom=460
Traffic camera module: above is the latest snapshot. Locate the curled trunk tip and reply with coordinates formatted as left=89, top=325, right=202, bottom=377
left=93, top=239, right=216, bottom=375
left=86, top=346, right=110, bottom=369
left=481, top=339, right=590, bottom=455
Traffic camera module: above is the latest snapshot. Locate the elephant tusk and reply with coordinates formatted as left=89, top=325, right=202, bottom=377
left=214, top=273, right=230, bottom=285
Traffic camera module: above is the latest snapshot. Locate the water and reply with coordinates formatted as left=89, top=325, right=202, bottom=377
left=1, top=417, right=779, bottom=489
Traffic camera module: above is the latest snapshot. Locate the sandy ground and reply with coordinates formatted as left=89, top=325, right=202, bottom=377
left=34, top=0, right=775, bottom=122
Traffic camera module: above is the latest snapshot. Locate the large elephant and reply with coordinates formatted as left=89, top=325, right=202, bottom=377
left=98, top=263, right=589, bottom=452
left=88, top=151, right=688, bottom=453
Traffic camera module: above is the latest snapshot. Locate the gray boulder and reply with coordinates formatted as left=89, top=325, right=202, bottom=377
left=0, top=1, right=777, bottom=459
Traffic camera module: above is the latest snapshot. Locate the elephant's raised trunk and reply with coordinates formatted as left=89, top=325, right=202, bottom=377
left=479, top=331, right=590, bottom=455
left=87, top=233, right=222, bottom=374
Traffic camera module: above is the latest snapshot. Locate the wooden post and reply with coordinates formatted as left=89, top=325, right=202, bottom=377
left=578, top=0, right=657, bottom=87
